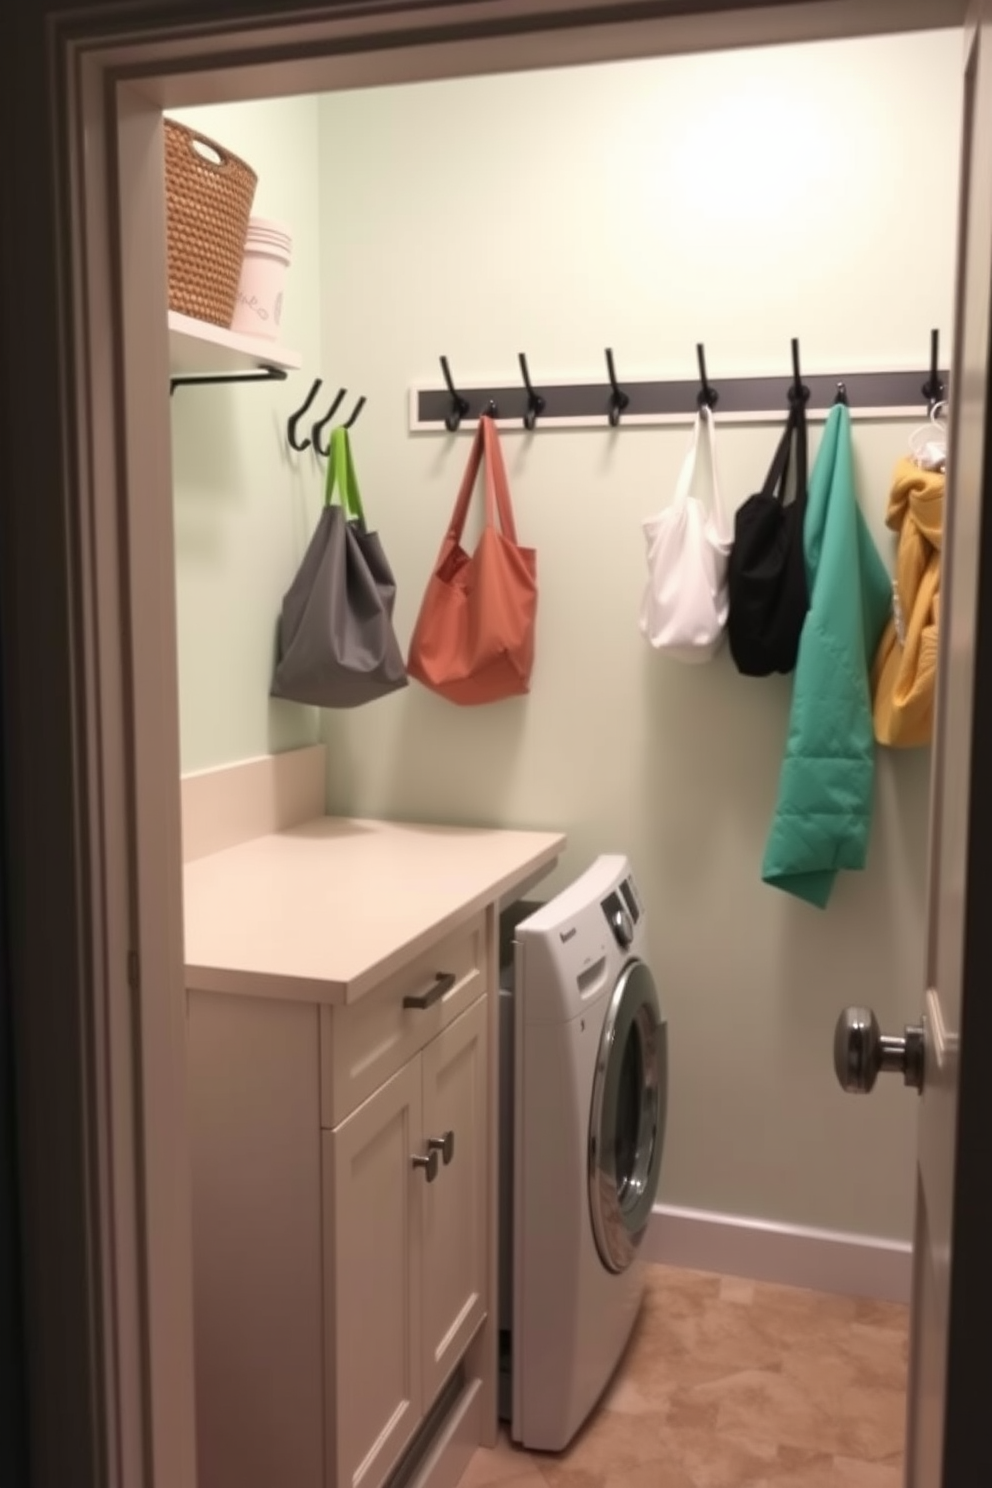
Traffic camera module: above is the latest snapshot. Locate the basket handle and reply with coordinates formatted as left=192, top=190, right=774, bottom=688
left=184, top=129, right=233, bottom=174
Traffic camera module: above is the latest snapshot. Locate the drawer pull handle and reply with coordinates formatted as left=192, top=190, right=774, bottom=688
left=412, top=1150, right=439, bottom=1183
left=428, top=1131, right=455, bottom=1166
left=403, top=972, right=457, bottom=1011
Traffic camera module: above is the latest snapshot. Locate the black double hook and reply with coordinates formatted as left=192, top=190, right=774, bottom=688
left=922, top=328, right=944, bottom=411
left=605, top=348, right=630, bottom=427
left=312, top=391, right=366, bottom=456
left=696, top=343, right=718, bottom=412
left=788, top=338, right=810, bottom=407
left=519, top=353, right=546, bottom=431
left=288, top=378, right=366, bottom=454
left=440, top=356, right=471, bottom=432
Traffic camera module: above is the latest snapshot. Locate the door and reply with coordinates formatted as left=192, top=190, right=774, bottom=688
left=421, top=995, right=488, bottom=1404
left=325, top=1058, right=423, bottom=1488
left=833, top=8, right=992, bottom=1482
left=588, top=960, right=667, bottom=1275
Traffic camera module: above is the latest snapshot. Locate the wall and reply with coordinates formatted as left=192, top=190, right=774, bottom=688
left=169, top=98, right=325, bottom=772
left=316, top=31, right=961, bottom=1242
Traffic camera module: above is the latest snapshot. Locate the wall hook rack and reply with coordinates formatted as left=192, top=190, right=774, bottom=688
left=410, top=339, right=950, bottom=431
left=440, top=356, right=471, bottom=432
left=311, top=389, right=347, bottom=456
left=605, top=348, right=630, bottom=427
left=519, top=353, right=546, bottom=431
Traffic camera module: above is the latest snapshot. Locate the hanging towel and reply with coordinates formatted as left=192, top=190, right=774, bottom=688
left=871, top=457, right=944, bottom=748
left=761, top=405, right=892, bottom=908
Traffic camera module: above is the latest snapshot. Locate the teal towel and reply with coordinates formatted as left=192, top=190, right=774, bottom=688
left=762, top=405, right=892, bottom=908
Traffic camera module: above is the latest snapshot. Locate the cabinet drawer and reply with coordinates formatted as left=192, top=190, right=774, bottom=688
left=320, top=915, right=487, bottom=1128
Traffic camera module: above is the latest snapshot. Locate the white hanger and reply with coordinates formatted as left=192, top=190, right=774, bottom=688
left=909, top=400, right=948, bottom=472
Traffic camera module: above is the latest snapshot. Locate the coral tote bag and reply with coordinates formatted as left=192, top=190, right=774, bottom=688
left=408, top=415, right=537, bottom=706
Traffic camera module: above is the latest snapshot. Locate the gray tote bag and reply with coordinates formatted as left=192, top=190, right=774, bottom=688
left=270, top=426, right=408, bottom=708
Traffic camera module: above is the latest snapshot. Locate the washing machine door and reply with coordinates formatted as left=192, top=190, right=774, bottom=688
left=588, top=959, right=667, bottom=1274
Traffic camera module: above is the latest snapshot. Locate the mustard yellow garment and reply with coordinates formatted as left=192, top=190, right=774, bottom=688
left=871, top=457, right=944, bottom=748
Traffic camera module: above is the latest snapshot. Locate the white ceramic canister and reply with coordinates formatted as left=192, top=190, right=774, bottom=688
left=231, top=218, right=293, bottom=339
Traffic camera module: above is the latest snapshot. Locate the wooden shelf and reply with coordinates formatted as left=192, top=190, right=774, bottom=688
left=168, top=310, right=302, bottom=387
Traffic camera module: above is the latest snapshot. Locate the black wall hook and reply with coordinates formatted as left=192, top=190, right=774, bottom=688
left=440, top=356, right=470, bottom=432
left=483, top=399, right=499, bottom=419
left=605, top=348, right=630, bottom=427
left=519, top=353, right=546, bottom=431
left=922, top=328, right=944, bottom=411
left=788, top=338, right=810, bottom=406
left=344, top=395, right=366, bottom=429
left=696, top=343, right=718, bottom=411
left=311, top=389, right=347, bottom=456
left=834, top=381, right=849, bottom=406
left=287, top=377, right=323, bottom=451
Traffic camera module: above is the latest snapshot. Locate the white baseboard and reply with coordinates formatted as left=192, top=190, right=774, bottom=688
left=642, top=1204, right=912, bottom=1305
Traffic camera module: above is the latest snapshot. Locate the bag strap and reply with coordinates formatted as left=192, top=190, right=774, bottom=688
left=324, top=427, right=366, bottom=523
left=671, top=415, right=703, bottom=511
left=698, top=407, right=731, bottom=537
left=446, top=416, right=519, bottom=542
left=482, top=416, right=518, bottom=542
left=760, top=402, right=808, bottom=507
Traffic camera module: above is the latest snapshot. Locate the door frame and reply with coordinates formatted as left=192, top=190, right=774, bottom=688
left=18, top=1, right=967, bottom=1483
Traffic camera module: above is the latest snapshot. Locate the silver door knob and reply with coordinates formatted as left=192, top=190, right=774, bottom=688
left=412, top=1150, right=439, bottom=1182
left=428, top=1131, right=455, bottom=1166
left=833, top=1006, right=925, bottom=1094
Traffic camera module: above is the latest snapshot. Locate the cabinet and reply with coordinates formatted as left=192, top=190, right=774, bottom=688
left=184, top=804, right=564, bottom=1488
left=325, top=997, right=488, bottom=1488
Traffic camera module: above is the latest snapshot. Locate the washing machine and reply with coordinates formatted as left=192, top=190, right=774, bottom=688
left=500, top=855, right=667, bottom=1452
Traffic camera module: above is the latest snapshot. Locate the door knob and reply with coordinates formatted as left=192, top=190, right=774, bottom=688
left=412, top=1150, right=439, bottom=1182
left=833, top=1006, right=925, bottom=1094
left=428, top=1130, right=455, bottom=1166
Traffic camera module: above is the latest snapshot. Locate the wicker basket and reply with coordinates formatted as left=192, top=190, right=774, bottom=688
left=164, top=120, right=258, bottom=328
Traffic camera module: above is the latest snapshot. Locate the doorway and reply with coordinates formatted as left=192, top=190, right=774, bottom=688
left=10, top=2, right=978, bottom=1486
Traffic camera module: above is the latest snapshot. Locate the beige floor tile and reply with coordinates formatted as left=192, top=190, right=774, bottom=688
left=467, top=1265, right=910, bottom=1488
left=460, top=1432, right=539, bottom=1488
left=719, top=1276, right=757, bottom=1306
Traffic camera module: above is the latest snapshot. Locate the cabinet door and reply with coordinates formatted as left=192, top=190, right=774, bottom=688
left=324, top=1058, right=423, bottom=1488
left=421, top=996, right=488, bottom=1405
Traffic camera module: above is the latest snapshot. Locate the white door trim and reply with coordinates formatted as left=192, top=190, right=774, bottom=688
left=52, top=2, right=962, bottom=1482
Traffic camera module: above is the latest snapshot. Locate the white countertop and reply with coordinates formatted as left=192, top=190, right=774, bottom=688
left=183, top=815, right=565, bottom=1004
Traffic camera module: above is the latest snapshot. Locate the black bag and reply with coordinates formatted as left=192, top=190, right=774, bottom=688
left=270, top=427, right=408, bottom=708
left=728, top=400, right=810, bottom=676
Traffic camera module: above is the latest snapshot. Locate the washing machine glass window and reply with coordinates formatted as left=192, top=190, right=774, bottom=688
left=588, top=960, right=667, bottom=1274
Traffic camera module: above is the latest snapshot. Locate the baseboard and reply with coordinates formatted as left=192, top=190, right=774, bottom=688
left=642, top=1204, right=912, bottom=1305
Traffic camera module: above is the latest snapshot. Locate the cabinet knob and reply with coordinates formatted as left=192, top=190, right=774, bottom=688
left=412, top=1149, right=439, bottom=1183
left=428, top=1130, right=455, bottom=1166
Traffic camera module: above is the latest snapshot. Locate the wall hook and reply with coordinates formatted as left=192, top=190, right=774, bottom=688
left=834, top=381, right=849, bottom=406
left=696, top=343, right=718, bottom=411
left=440, top=356, right=471, bottom=432
left=605, top=348, right=630, bottom=427
left=287, top=377, right=323, bottom=451
left=518, top=353, right=546, bottom=431
left=788, top=337, right=810, bottom=406
left=483, top=398, right=499, bottom=419
left=344, top=395, right=366, bottom=429
left=922, top=328, right=944, bottom=411
left=311, top=388, right=347, bottom=456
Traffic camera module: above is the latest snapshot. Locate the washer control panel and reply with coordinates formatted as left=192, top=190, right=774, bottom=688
left=601, top=874, right=641, bottom=949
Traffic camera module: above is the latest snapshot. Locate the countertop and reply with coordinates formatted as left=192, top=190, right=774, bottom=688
left=183, top=815, right=565, bottom=1004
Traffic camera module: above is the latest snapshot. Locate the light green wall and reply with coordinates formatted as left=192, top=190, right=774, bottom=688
left=313, top=31, right=961, bottom=1240
left=169, top=97, right=325, bottom=772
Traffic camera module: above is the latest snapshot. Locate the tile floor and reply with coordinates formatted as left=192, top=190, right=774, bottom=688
left=463, top=1264, right=909, bottom=1488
